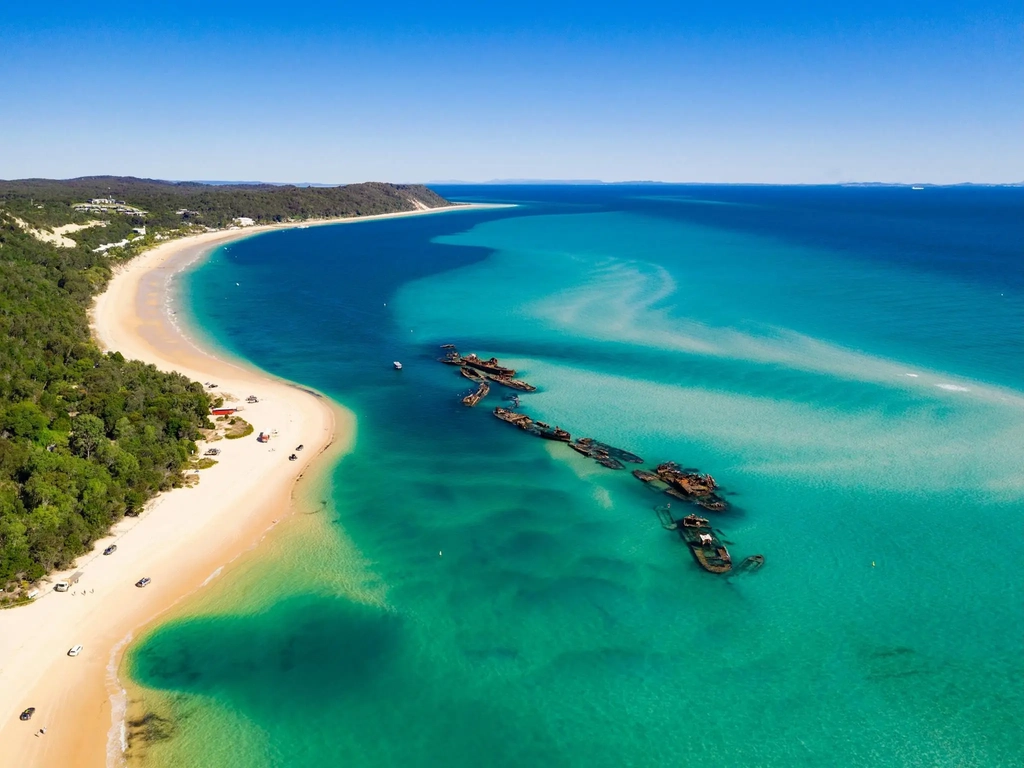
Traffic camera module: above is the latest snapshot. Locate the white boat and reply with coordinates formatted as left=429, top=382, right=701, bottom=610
left=393, top=362, right=403, bottom=370
left=911, top=186, right=924, bottom=190
left=68, top=645, right=83, bottom=657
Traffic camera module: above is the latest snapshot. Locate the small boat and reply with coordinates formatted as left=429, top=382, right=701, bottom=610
left=257, top=432, right=269, bottom=443
left=135, top=577, right=151, bottom=588
left=911, top=186, right=924, bottom=190
left=737, top=554, right=765, bottom=572
left=68, top=645, right=83, bottom=657
left=20, top=707, right=35, bottom=721
left=103, top=545, right=117, bottom=556
left=393, top=361, right=403, bottom=370
left=295, top=444, right=304, bottom=451
left=632, top=469, right=660, bottom=483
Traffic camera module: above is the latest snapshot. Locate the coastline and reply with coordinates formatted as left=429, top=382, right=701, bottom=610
left=0, top=204, right=494, bottom=768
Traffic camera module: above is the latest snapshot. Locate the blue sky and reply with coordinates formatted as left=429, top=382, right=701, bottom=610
left=1, top=1, right=1020, bottom=183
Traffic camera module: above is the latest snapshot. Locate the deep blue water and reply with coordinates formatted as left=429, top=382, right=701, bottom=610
left=129, top=185, right=1024, bottom=768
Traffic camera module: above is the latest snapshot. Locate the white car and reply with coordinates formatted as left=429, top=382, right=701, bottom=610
left=68, top=645, right=83, bottom=657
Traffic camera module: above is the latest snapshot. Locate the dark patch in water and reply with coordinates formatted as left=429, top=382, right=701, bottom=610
left=130, top=594, right=401, bottom=714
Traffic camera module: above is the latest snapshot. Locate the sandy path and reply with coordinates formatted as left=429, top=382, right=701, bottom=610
left=0, top=205, right=493, bottom=767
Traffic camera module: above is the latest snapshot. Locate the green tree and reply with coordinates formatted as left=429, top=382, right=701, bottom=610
left=69, top=414, right=107, bottom=460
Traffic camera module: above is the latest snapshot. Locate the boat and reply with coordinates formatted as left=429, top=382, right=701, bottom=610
left=594, top=453, right=625, bottom=470
left=487, top=375, right=537, bottom=392
left=912, top=186, right=924, bottom=190
left=493, top=407, right=533, bottom=429
left=135, top=577, right=151, bottom=588
left=533, top=422, right=571, bottom=442
left=575, top=437, right=642, bottom=464
left=696, top=495, right=728, bottom=512
left=295, top=444, right=304, bottom=451
left=103, top=545, right=117, bottom=556
left=569, top=438, right=626, bottom=468
left=461, top=353, right=516, bottom=377
left=68, top=644, right=83, bottom=657
left=20, top=708, right=35, bottom=721
left=257, top=432, right=269, bottom=443
left=440, top=343, right=457, bottom=349
left=460, top=366, right=484, bottom=381
left=439, top=352, right=464, bottom=366
left=569, top=441, right=593, bottom=457
left=632, top=469, right=660, bottom=483
left=677, top=514, right=732, bottom=573
left=654, top=461, right=727, bottom=510
left=461, top=381, right=490, bottom=407
left=737, top=554, right=765, bottom=572
left=393, top=361, right=403, bottom=370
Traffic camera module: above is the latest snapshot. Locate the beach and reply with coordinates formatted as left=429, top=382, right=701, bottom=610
left=0, top=206, right=483, bottom=768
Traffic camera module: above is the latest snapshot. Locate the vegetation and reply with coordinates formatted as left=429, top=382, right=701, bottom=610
left=0, top=178, right=451, bottom=593
left=0, top=177, right=451, bottom=231
left=223, top=417, right=254, bottom=439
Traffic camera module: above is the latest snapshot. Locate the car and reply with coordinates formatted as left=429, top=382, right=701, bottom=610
left=19, top=708, right=35, bottom=721
left=135, top=577, right=151, bottom=588
left=68, top=645, right=83, bottom=657
left=103, top=544, right=117, bottom=556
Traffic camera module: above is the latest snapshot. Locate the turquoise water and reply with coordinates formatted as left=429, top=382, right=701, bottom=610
left=128, top=186, right=1024, bottom=767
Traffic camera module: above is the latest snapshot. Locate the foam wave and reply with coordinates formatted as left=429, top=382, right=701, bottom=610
left=105, top=631, right=133, bottom=768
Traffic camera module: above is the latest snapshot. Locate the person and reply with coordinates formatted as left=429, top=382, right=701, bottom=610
left=40, top=727, right=47, bottom=735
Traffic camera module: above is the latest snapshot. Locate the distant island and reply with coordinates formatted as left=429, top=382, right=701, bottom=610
left=0, top=177, right=452, bottom=601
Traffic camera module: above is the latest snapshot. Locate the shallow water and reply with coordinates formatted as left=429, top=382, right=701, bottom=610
left=126, top=186, right=1024, bottom=767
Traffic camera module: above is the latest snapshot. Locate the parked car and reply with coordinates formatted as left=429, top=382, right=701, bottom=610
left=135, top=577, right=151, bottom=588
left=68, top=645, right=83, bottom=657
left=103, top=544, right=117, bottom=556
left=20, top=708, right=35, bottom=721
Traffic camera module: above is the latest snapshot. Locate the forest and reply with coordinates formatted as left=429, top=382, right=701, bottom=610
left=0, top=177, right=451, bottom=229
left=0, top=179, right=450, bottom=599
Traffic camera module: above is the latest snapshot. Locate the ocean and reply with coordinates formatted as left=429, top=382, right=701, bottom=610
left=125, top=185, right=1024, bottom=767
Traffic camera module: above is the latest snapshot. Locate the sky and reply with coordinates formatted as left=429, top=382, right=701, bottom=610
left=1, top=1, right=1021, bottom=184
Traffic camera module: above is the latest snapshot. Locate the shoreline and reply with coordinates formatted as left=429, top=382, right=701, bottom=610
left=0, top=203, right=496, bottom=768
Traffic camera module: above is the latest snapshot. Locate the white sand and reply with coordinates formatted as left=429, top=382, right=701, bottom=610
left=12, top=217, right=106, bottom=247
left=0, top=204, right=495, bottom=767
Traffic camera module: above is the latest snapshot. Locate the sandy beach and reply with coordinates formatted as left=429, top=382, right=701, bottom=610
left=0, top=206, right=487, bottom=767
